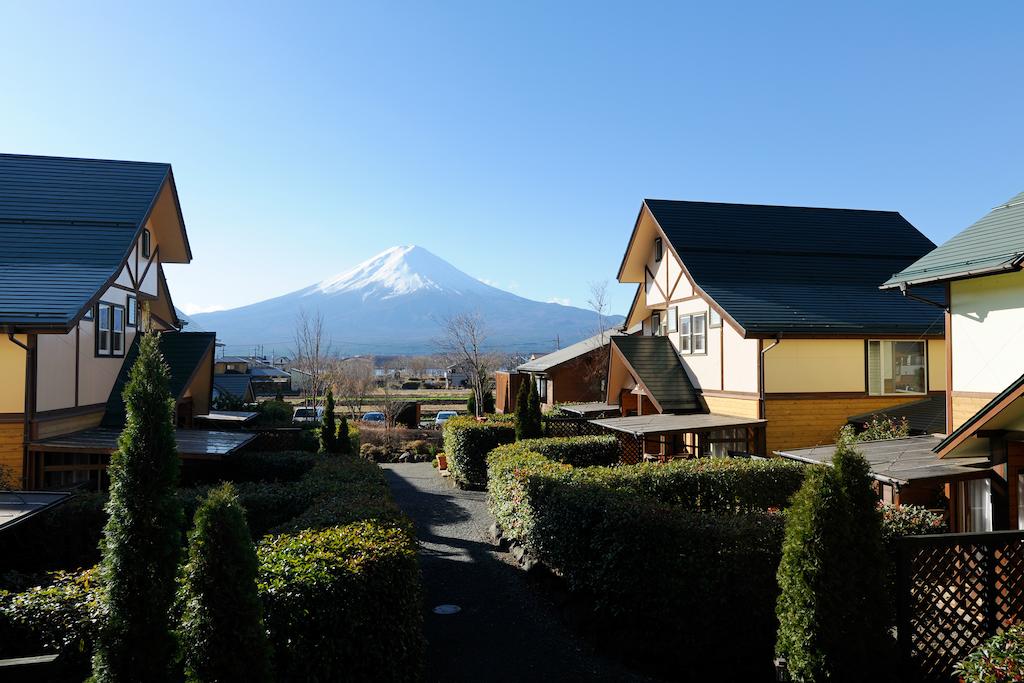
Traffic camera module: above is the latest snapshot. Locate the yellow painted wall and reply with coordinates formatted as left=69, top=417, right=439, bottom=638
left=0, top=336, right=27, bottom=413
left=703, top=395, right=759, bottom=419
left=764, top=339, right=866, bottom=393
left=928, top=339, right=946, bottom=391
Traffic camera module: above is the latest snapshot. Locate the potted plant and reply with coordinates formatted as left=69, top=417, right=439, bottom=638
left=436, top=453, right=448, bottom=470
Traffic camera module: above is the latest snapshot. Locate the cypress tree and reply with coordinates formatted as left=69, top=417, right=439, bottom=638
left=92, top=332, right=183, bottom=682
left=180, top=483, right=272, bottom=683
left=514, top=376, right=532, bottom=440
left=337, top=414, right=351, bottom=454
left=467, top=391, right=476, bottom=416
left=320, top=389, right=339, bottom=454
left=482, top=390, right=495, bottom=414
left=775, top=427, right=889, bottom=681
left=519, top=377, right=543, bottom=439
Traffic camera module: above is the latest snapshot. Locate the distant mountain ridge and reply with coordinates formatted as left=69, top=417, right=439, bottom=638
left=191, top=245, right=624, bottom=354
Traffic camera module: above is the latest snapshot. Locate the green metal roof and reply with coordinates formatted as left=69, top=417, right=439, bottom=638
left=882, top=191, right=1024, bottom=288
left=102, top=332, right=215, bottom=427
left=611, top=334, right=700, bottom=412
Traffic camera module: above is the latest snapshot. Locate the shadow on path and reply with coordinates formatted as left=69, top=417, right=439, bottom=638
left=382, top=463, right=653, bottom=682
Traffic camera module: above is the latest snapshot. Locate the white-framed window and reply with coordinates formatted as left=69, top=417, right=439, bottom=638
left=651, top=312, right=661, bottom=336
left=709, top=310, right=722, bottom=328
left=141, top=229, right=152, bottom=258
left=692, top=313, right=707, bottom=354
left=679, top=314, right=691, bottom=352
left=97, top=303, right=112, bottom=356
left=667, top=307, right=678, bottom=333
left=867, top=340, right=926, bottom=395
left=654, top=237, right=663, bottom=262
left=127, top=296, right=137, bottom=327
left=96, top=302, right=125, bottom=357
left=957, top=478, right=993, bottom=532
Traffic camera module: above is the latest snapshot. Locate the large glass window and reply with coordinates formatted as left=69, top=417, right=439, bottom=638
left=867, top=340, right=926, bottom=395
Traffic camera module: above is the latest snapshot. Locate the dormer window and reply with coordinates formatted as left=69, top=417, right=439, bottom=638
left=141, top=229, right=151, bottom=258
left=96, top=302, right=126, bottom=357
left=654, top=237, right=663, bottom=262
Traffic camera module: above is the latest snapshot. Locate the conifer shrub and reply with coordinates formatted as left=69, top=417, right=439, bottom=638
left=180, top=484, right=271, bottom=683
left=319, top=389, right=339, bottom=454
left=337, top=414, right=352, bottom=454
left=775, top=428, right=890, bottom=681
left=466, top=390, right=496, bottom=416
left=442, top=416, right=516, bottom=488
left=92, top=332, right=183, bottom=683
left=514, top=376, right=542, bottom=440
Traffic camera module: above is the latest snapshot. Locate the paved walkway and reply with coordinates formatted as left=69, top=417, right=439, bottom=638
left=382, top=462, right=653, bottom=682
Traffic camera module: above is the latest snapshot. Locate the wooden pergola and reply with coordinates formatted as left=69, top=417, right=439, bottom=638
left=590, top=413, right=767, bottom=461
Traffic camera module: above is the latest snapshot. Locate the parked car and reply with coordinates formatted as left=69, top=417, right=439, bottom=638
left=361, top=411, right=386, bottom=424
left=434, top=410, right=458, bottom=428
left=293, top=406, right=324, bottom=424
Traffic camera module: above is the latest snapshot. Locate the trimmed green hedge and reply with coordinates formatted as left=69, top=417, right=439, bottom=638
left=0, top=454, right=423, bottom=681
left=260, top=522, right=423, bottom=681
left=516, top=435, right=620, bottom=467
left=486, top=442, right=784, bottom=678
left=442, top=416, right=516, bottom=488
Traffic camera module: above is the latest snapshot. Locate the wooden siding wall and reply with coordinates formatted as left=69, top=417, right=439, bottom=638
left=951, top=393, right=998, bottom=431
left=34, top=407, right=105, bottom=440
left=703, top=394, right=760, bottom=420
left=550, top=348, right=607, bottom=406
left=764, top=394, right=929, bottom=454
left=0, top=422, right=23, bottom=485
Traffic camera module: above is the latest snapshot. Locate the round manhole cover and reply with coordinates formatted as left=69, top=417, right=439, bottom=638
left=433, top=604, right=461, bottom=615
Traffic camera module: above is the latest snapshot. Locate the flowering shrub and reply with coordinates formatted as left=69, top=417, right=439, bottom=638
left=955, top=622, right=1024, bottom=682
left=879, top=503, right=946, bottom=543
left=855, top=415, right=911, bottom=441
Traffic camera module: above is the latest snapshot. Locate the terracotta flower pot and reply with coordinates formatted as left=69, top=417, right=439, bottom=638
left=437, top=454, right=448, bottom=470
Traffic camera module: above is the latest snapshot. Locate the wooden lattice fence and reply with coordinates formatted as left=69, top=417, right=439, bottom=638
left=541, top=417, right=642, bottom=464
left=896, top=530, right=1024, bottom=682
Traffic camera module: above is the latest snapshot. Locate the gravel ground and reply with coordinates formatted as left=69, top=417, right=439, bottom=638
left=381, top=462, right=654, bottom=682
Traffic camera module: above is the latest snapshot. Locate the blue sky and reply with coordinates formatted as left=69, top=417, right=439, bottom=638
left=3, top=2, right=1024, bottom=322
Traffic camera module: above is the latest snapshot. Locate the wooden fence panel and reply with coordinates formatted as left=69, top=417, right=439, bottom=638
left=896, top=530, right=1024, bottom=682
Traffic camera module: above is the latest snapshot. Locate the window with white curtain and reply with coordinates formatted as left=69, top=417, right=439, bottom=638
left=957, top=478, right=992, bottom=532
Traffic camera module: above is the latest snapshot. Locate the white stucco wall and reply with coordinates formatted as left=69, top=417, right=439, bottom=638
left=951, top=269, right=1024, bottom=394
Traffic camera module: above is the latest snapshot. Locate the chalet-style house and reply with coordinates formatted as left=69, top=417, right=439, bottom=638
left=495, top=328, right=627, bottom=414
left=0, top=154, right=252, bottom=490
left=593, top=199, right=946, bottom=458
left=781, top=190, right=1024, bottom=533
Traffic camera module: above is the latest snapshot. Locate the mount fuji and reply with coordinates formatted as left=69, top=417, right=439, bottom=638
left=190, top=245, right=623, bottom=354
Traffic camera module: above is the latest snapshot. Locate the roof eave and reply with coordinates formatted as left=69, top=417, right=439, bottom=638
left=881, top=258, right=1023, bottom=290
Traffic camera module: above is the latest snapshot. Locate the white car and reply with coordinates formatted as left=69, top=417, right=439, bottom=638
left=434, top=410, right=458, bottom=428
left=293, top=406, right=324, bottom=424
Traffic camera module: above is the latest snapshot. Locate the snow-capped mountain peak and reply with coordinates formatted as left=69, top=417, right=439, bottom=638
left=309, top=245, right=489, bottom=299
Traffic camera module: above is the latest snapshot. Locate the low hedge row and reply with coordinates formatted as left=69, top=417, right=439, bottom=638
left=442, top=416, right=516, bottom=488
left=0, top=521, right=422, bottom=682
left=486, top=443, right=784, bottom=678
left=0, top=452, right=382, bottom=577
left=0, top=454, right=423, bottom=682
left=516, top=435, right=620, bottom=467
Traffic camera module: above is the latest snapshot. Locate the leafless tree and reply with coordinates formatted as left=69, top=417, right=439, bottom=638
left=333, top=356, right=376, bottom=418
left=437, top=312, right=493, bottom=417
left=293, top=308, right=331, bottom=409
left=582, top=280, right=613, bottom=397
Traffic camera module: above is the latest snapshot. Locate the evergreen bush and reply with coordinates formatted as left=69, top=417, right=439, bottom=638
left=442, top=416, right=516, bottom=488
left=516, top=435, right=620, bottom=466
left=337, top=415, right=352, bottom=454
left=466, top=389, right=495, bottom=416
left=92, top=332, right=183, bottom=683
left=775, top=428, right=889, bottom=681
left=320, top=389, right=339, bottom=454
left=180, top=483, right=271, bottom=683
left=515, top=377, right=542, bottom=440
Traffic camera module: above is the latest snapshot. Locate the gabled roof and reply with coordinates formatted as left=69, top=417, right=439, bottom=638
left=0, top=154, right=187, bottom=329
left=883, top=191, right=1024, bottom=288
left=102, top=332, right=215, bottom=427
left=636, top=199, right=945, bottom=336
left=611, top=335, right=700, bottom=412
left=213, top=373, right=254, bottom=400
left=848, top=395, right=946, bottom=436
left=518, top=328, right=621, bottom=373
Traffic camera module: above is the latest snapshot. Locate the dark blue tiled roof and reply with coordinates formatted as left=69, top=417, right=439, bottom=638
left=0, top=154, right=170, bottom=327
left=645, top=200, right=946, bottom=336
left=213, top=374, right=254, bottom=400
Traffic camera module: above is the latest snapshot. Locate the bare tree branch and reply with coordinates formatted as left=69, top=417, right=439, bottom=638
left=293, top=308, right=332, bottom=409
left=436, top=312, right=493, bottom=417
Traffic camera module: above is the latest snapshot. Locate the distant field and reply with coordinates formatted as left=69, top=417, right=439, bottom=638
left=279, top=388, right=472, bottom=416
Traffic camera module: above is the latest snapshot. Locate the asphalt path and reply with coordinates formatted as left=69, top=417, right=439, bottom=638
left=381, top=462, right=654, bottom=682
